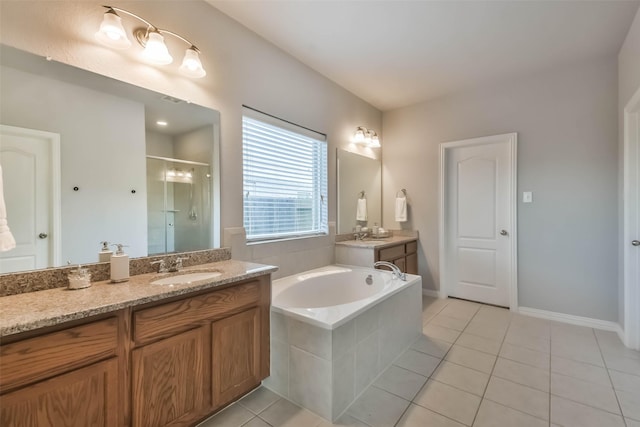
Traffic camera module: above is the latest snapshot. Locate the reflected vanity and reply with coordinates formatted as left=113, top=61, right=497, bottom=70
left=0, top=45, right=221, bottom=273
left=336, top=149, right=382, bottom=234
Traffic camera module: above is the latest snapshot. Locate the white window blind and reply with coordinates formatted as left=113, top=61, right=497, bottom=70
left=242, top=107, right=328, bottom=242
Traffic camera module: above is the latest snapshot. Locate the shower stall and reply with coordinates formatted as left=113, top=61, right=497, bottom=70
left=146, top=156, right=212, bottom=255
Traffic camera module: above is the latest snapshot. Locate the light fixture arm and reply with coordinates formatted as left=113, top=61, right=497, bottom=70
left=103, top=5, right=201, bottom=52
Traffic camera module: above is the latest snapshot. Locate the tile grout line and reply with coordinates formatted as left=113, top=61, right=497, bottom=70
left=468, top=305, right=511, bottom=427
left=392, top=297, right=454, bottom=427
left=593, top=329, right=628, bottom=427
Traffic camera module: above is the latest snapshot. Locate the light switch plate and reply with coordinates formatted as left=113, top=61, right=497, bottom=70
left=523, top=191, right=533, bottom=203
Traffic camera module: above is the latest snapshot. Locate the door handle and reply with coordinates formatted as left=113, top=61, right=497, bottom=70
left=500, top=230, right=508, bottom=236
left=38, top=233, right=48, bottom=239
left=633, top=240, right=640, bottom=247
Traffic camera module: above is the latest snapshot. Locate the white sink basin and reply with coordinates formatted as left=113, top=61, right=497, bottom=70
left=151, top=271, right=222, bottom=286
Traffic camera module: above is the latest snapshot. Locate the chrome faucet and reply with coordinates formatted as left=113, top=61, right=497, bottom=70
left=373, top=261, right=407, bottom=281
left=168, top=256, right=189, bottom=272
left=150, top=259, right=169, bottom=274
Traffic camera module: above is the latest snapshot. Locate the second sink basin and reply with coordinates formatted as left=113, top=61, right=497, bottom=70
left=151, top=271, right=222, bottom=286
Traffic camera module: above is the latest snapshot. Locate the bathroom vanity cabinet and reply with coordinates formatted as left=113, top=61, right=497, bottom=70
left=335, top=237, right=418, bottom=274
left=0, top=274, right=271, bottom=427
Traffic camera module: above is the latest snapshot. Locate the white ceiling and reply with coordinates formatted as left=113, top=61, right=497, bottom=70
left=209, top=0, right=640, bottom=111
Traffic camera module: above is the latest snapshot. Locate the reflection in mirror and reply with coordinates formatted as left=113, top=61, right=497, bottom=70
left=0, top=45, right=220, bottom=273
left=337, top=149, right=381, bottom=234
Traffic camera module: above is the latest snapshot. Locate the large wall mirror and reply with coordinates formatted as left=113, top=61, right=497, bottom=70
left=0, top=45, right=221, bottom=274
left=337, top=149, right=381, bottom=234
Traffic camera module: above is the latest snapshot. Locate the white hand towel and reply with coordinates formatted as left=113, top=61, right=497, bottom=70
left=356, top=198, right=368, bottom=221
left=395, top=196, right=407, bottom=222
left=0, top=164, right=16, bottom=252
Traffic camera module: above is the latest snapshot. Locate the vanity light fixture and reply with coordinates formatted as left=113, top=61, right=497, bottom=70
left=95, top=6, right=206, bottom=78
left=353, top=126, right=381, bottom=148
left=156, top=120, right=168, bottom=126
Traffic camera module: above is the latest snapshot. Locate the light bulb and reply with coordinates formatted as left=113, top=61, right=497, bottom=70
left=353, top=127, right=366, bottom=144
left=369, top=133, right=381, bottom=148
left=179, top=47, right=207, bottom=78
left=95, top=10, right=131, bottom=49
left=142, top=31, right=173, bottom=65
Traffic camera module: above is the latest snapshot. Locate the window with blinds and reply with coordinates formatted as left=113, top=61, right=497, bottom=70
left=242, top=107, right=328, bottom=242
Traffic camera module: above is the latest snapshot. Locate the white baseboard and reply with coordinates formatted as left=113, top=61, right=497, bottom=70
left=518, top=307, right=623, bottom=333
left=422, top=289, right=441, bottom=299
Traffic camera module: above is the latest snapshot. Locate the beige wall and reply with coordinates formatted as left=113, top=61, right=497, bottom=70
left=618, top=7, right=640, bottom=326
left=0, top=1, right=382, bottom=277
left=382, top=55, right=619, bottom=321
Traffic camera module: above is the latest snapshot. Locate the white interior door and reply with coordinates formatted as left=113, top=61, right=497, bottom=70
left=0, top=125, right=60, bottom=273
left=624, top=88, right=640, bottom=350
left=440, top=133, right=517, bottom=308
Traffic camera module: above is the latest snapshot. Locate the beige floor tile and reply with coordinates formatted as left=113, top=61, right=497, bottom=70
left=429, top=314, right=470, bottom=331
left=499, top=342, right=550, bottom=370
left=616, top=388, right=640, bottom=421
left=259, top=399, right=324, bottom=427
left=492, top=357, right=549, bottom=392
left=239, top=387, right=281, bottom=414
left=550, top=356, right=611, bottom=387
left=551, top=339, right=604, bottom=367
left=423, top=323, right=462, bottom=344
left=484, top=376, right=549, bottom=420
left=396, top=403, right=465, bottom=427
left=596, top=330, right=640, bottom=360
left=347, top=386, right=410, bottom=427
left=242, top=418, right=271, bottom=427
left=431, top=361, right=490, bottom=396
left=410, top=335, right=452, bottom=359
left=198, top=403, right=254, bottom=427
left=394, top=349, right=442, bottom=377
left=464, top=320, right=508, bottom=342
left=550, top=396, right=625, bottom=427
left=316, top=414, right=369, bottom=427
left=603, top=353, right=640, bottom=376
left=374, top=365, right=428, bottom=401
left=413, top=380, right=481, bottom=426
left=455, top=332, right=502, bottom=355
left=474, top=399, right=547, bottom=427
left=504, top=329, right=550, bottom=353
left=627, top=418, right=640, bottom=427
left=608, top=369, right=640, bottom=393
left=439, top=301, right=479, bottom=321
left=422, top=296, right=450, bottom=314
left=550, top=373, right=620, bottom=414
left=444, top=345, right=497, bottom=374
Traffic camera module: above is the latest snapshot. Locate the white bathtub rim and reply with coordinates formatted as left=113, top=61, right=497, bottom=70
left=271, top=264, right=421, bottom=330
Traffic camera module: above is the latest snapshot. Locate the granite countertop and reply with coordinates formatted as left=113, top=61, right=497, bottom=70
left=0, top=260, right=278, bottom=337
left=334, top=235, right=418, bottom=249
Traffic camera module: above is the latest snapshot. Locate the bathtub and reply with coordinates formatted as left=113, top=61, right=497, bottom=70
left=265, top=265, right=423, bottom=421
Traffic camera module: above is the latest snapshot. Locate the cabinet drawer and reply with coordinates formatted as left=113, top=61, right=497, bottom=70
left=133, top=281, right=260, bottom=345
left=406, top=241, right=418, bottom=254
left=378, top=244, right=405, bottom=261
left=0, top=317, right=118, bottom=393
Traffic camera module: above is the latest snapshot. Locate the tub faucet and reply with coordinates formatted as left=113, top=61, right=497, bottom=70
left=373, top=261, right=407, bottom=281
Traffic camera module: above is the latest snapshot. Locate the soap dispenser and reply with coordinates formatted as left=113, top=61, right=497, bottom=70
left=99, top=241, right=113, bottom=262
left=110, top=244, right=129, bottom=283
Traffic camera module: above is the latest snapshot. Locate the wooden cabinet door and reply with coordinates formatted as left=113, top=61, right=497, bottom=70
left=406, top=252, right=418, bottom=274
left=0, top=358, right=118, bottom=427
left=211, top=307, right=260, bottom=408
left=393, top=257, right=406, bottom=273
left=131, top=327, right=207, bottom=427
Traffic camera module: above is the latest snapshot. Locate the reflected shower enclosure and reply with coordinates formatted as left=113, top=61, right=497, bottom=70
left=146, top=156, right=211, bottom=255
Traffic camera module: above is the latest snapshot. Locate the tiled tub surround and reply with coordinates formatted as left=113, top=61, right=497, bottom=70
left=0, top=247, right=231, bottom=297
left=0, top=259, right=277, bottom=336
left=265, top=266, right=423, bottom=421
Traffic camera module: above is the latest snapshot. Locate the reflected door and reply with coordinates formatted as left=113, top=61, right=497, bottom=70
left=442, top=134, right=516, bottom=307
left=0, top=125, right=60, bottom=273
